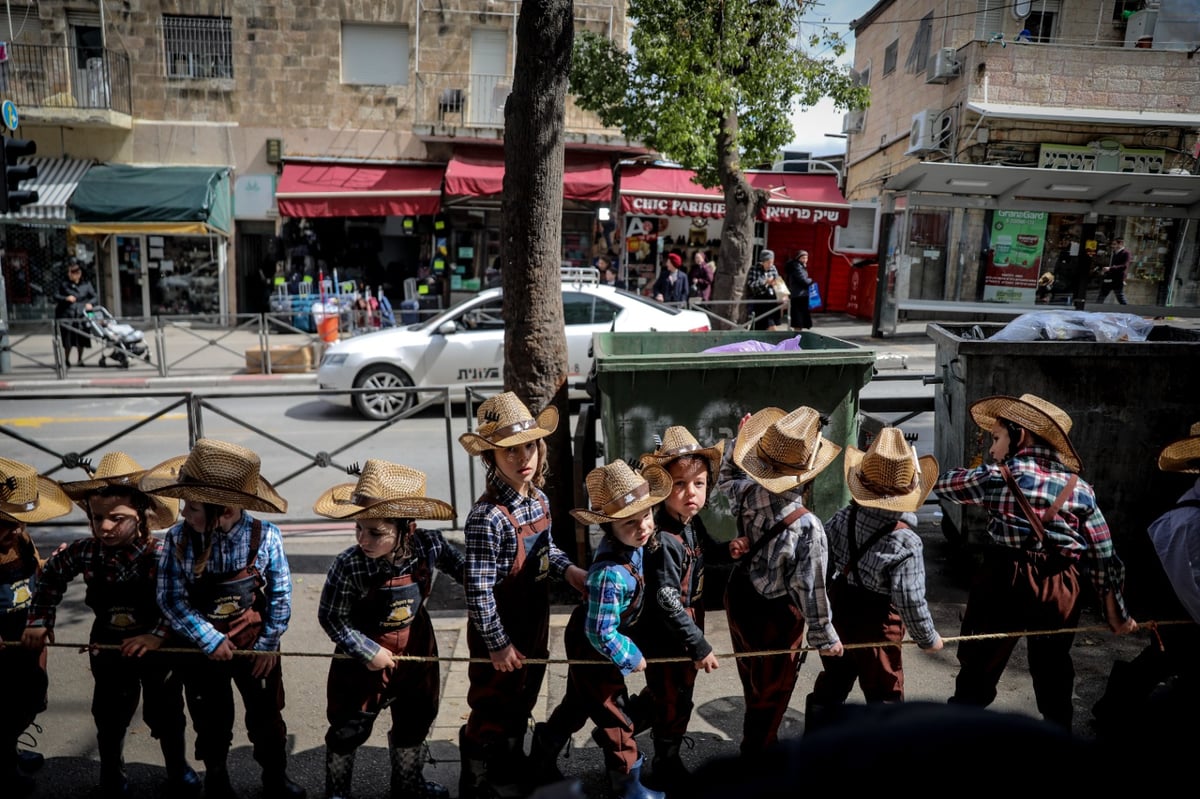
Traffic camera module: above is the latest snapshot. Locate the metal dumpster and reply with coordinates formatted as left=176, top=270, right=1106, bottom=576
left=590, top=330, right=876, bottom=541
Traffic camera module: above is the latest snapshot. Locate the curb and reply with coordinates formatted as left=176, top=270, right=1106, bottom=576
left=0, top=373, right=320, bottom=391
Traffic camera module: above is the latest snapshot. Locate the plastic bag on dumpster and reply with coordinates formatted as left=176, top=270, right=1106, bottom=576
left=703, top=335, right=804, bottom=354
left=988, top=311, right=1154, bottom=343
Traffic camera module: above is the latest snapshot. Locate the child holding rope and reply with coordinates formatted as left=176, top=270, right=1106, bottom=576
left=314, top=460, right=465, bottom=799
left=23, top=452, right=202, bottom=798
left=456, top=392, right=587, bottom=799
left=935, top=393, right=1137, bottom=731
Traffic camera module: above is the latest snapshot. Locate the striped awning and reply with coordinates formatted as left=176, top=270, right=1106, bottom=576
left=1, top=157, right=94, bottom=222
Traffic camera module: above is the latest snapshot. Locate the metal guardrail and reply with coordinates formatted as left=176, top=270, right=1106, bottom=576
left=3, top=42, right=132, bottom=116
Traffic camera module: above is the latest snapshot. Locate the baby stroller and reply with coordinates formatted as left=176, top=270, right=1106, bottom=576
left=82, top=307, right=150, bottom=368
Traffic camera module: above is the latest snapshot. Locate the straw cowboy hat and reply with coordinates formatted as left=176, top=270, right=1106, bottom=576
left=0, top=456, right=73, bottom=525
left=970, top=393, right=1081, bottom=472
left=641, top=426, right=725, bottom=481
left=732, top=406, right=841, bottom=494
left=844, top=428, right=939, bottom=513
left=458, top=391, right=558, bottom=456
left=59, top=451, right=178, bottom=530
left=313, top=460, right=454, bottom=521
left=1158, top=422, right=1200, bottom=474
left=570, top=461, right=672, bottom=525
left=139, top=438, right=288, bottom=514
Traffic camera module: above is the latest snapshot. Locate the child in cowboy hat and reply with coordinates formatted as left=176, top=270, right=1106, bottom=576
left=935, top=393, right=1136, bottom=731
left=0, top=457, right=72, bottom=797
left=716, top=405, right=844, bottom=757
left=456, top=392, right=587, bottom=799
left=314, top=460, right=465, bottom=799
left=140, top=439, right=306, bottom=799
left=22, top=452, right=201, bottom=798
left=533, top=460, right=670, bottom=799
left=804, top=429, right=943, bottom=733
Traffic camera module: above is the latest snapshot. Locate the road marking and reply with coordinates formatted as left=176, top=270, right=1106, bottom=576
left=0, top=413, right=187, bottom=428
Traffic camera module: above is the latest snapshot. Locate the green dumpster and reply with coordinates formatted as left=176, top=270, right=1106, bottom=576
left=590, top=330, right=876, bottom=541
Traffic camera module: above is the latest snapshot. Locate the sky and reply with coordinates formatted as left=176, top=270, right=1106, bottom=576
left=788, top=0, right=878, bottom=157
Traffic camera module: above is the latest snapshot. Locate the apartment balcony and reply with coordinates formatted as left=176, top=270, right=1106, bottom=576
left=1, top=43, right=132, bottom=130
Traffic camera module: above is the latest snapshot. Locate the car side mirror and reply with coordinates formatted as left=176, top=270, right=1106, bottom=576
left=437, top=320, right=457, bottom=335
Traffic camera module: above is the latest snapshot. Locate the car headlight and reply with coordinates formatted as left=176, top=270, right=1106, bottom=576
left=321, top=353, right=349, bottom=367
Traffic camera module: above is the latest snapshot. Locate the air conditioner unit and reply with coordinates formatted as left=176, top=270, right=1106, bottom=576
left=842, top=109, right=865, bottom=134
left=926, top=47, right=960, bottom=84
left=906, top=108, right=953, bottom=155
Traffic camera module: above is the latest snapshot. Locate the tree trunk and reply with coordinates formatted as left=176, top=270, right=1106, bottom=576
left=710, top=109, right=768, bottom=328
left=501, top=0, right=578, bottom=557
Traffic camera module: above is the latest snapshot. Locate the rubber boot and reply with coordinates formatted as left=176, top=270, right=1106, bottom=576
left=324, top=748, right=355, bottom=799
left=646, top=737, right=687, bottom=793
left=160, top=732, right=203, bottom=796
left=1, top=746, right=36, bottom=797
left=204, top=757, right=239, bottom=799
left=264, top=767, right=308, bottom=799
left=607, top=757, right=665, bottom=799
left=457, top=726, right=489, bottom=799
left=527, top=722, right=569, bottom=787
left=15, top=749, right=44, bottom=774
left=483, top=733, right=528, bottom=798
left=804, top=692, right=834, bottom=736
left=389, top=738, right=448, bottom=799
left=98, top=731, right=130, bottom=799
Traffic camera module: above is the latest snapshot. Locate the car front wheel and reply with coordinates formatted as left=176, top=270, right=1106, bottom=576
left=352, top=365, right=415, bottom=420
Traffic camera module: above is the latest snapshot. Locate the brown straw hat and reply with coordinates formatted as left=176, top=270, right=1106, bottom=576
left=570, top=461, right=672, bottom=525
left=1158, top=422, right=1200, bottom=474
left=640, top=426, right=725, bottom=482
left=138, top=439, right=288, bottom=514
left=970, top=393, right=1081, bottom=472
left=0, top=457, right=73, bottom=524
left=844, top=428, right=939, bottom=513
left=59, top=451, right=178, bottom=530
left=732, top=406, right=841, bottom=494
left=313, top=460, right=454, bottom=520
left=458, top=391, right=559, bottom=456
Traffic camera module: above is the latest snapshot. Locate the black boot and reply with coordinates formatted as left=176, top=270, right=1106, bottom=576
left=204, top=758, right=239, bottom=799
left=1, top=747, right=36, bottom=797
left=528, top=722, right=569, bottom=787
left=607, top=757, right=665, bottom=799
left=160, top=732, right=202, bottom=796
left=324, top=748, right=355, bottom=799
left=264, top=768, right=308, bottom=799
left=98, top=732, right=130, bottom=799
left=646, top=737, right=687, bottom=793
left=457, top=727, right=489, bottom=799
left=15, top=749, right=44, bottom=774
left=388, top=737, right=447, bottom=799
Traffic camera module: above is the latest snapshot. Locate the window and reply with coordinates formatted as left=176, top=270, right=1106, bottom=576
left=1024, top=1, right=1061, bottom=43
left=458, top=297, right=505, bottom=331
left=342, top=23, right=409, bottom=85
left=161, top=15, right=232, bottom=79
left=906, top=13, right=933, bottom=74
left=974, top=0, right=1003, bottom=40
left=563, top=292, right=619, bottom=326
left=882, top=40, right=898, bottom=75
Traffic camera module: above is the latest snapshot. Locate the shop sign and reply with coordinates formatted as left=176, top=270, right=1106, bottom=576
left=762, top=205, right=847, bottom=224
left=983, top=209, right=1047, bottom=303
left=626, top=194, right=847, bottom=224
left=1038, top=143, right=1165, bottom=174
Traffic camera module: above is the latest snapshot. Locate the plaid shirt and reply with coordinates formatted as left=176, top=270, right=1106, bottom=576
left=745, top=261, right=780, bottom=298
left=717, top=440, right=839, bottom=650
left=318, top=528, right=466, bottom=662
left=157, top=511, right=294, bottom=654
left=824, top=504, right=939, bottom=648
left=463, top=480, right=573, bottom=652
left=935, top=444, right=1128, bottom=617
left=584, top=538, right=644, bottom=676
left=28, top=536, right=170, bottom=637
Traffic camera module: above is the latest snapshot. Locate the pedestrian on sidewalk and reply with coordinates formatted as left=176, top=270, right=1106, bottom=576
left=141, top=439, right=306, bottom=799
left=784, top=251, right=814, bottom=331
left=1097, top=237, right=1129, bottom=305
left=22, top=452, right=201, bottom=799
left=314, top=460, right=465, bottom=799
left=804, top=429, right=943, bottom=734
left=935, top=393, right=1137, bottom=732
left=456, top=393, right=587, bottom=799
left=53, top=259, right=97, bottom=368
left=717, top=406, right=844, bottom=756
left=531, top=460, right=670, bottom=799
left=0, top=457, right=72, bottom=798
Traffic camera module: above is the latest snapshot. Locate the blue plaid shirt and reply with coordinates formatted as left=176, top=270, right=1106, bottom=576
left=584, top=538, right=644, bottom=676
left=156, top=511, right=294, bottom=654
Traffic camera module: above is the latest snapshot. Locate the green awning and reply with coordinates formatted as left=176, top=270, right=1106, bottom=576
left=69, top=164, right=233, bottom=236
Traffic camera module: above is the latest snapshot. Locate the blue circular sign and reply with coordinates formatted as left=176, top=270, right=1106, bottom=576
left=2, top=100, right=18, bottom=131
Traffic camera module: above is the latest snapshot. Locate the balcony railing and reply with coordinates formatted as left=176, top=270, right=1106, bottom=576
left=415, top=71, right=622, bottom=135
left=0, top=43, right=132, bottom=117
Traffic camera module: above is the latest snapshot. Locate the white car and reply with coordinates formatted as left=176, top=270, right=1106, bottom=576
left=318, top=275, right=711, bottom=420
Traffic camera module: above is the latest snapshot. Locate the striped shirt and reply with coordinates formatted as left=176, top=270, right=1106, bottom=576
left=463, top=480, right=573, bottom=652
left=935, top=444, right=1128, bottom=617
left=584, top=538, right=644, bottom=676
left=824, top=504, right=939, bottom=648
left=716, top=440, right=839, bottom=650
left=318, top=528, right=466, bottom=662
left=157, top=511, right=294, bottom=654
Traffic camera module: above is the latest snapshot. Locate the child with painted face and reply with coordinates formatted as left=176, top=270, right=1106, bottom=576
left=531, top=460, right=671, bottom=799
left=23, top=452, right=201, bottom=799
left=314, top=460, right=465, bottom=799
left=456, top=392, right=587, bottom=799
left=0, top=457, right=72, bottom=797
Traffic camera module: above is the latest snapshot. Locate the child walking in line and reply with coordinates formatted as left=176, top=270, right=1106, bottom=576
left=935, top=393, right=1137, bottom=731
left=315, top=460, right=465, bottom=799
left=532, top=460, right=670, bottom=799
left=0, top=457, right=72, bottom=797
left=456, top=392, right=587, bottom=799
left=23, top=452, right=202, bottom=798
left=142, top=439, right=306, bottom=799
left=717, top=405, right=844, bottom=756
left=804, top=429, right=943, bottom=733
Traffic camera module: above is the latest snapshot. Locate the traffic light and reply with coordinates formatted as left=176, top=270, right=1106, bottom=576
left=1, top=137, right=38, bottom=214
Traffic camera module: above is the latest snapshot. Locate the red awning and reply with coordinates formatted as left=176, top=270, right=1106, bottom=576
left=444, top=149, right=613, bottom=202
left=276, top=162, right=444, bottom=217
left=619, top=164, right=850, bottom=225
